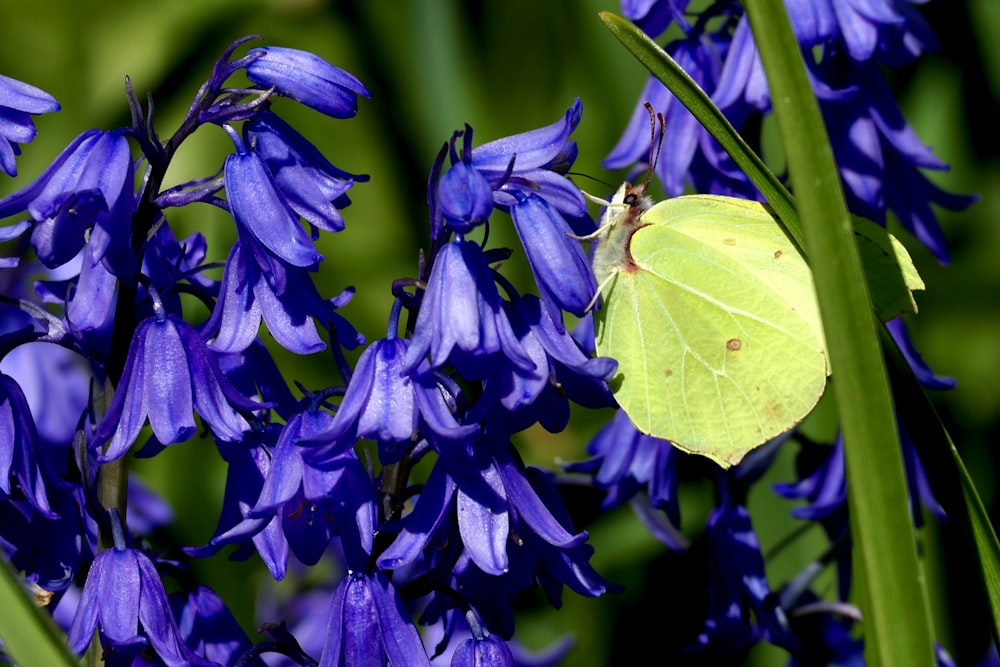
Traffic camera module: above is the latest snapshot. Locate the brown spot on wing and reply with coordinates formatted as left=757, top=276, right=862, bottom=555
left=773, top=249, right=783, bottom=259
left=726, top=338, right=742, bottom=351
left=722, top=237, right=736, bottom=246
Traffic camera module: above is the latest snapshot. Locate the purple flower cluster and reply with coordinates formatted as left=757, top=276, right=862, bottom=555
left=0, top=0, right=972, bottom=663
left=0, top=38, right=619, bottom=666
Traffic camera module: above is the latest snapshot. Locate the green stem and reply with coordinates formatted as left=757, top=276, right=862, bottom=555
left=739, top=1, right=936, bottom=664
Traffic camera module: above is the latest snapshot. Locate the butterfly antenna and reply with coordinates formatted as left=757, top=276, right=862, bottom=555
left=640, top=102, right=665, bottom=194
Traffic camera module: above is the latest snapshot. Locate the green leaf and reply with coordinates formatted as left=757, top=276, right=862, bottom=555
left=0, top=556, right=79, bottom=667
left=883, top=325, right=1000, bottom=644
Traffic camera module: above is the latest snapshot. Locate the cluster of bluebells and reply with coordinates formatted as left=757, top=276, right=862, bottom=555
left=0, top=36, right=623, bottom=666
left=0, top=1, right=978, bottom=665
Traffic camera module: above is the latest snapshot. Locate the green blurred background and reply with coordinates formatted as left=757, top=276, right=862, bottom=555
left=1, top=0, right=998, bottom=664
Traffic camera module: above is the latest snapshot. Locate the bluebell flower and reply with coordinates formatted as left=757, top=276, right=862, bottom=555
left=565, top=410, right=683, bottom=549
left=378, top=438, right=589, bottom=578
left=402, top=238, right=532, bottom=380
left=319, top=570, right=431, bottom=667
left=0, top=73, right=60, bottom=176
left=91, top=310, right=262, bottom=462
left=438, top=141, right=495, bottom=235
left=605, top=34, right=759, bottom=198
left=509, top=192, right=595, bottom=322
left=244, top=46, right=370, bottom=119
left=468, top=291, right=615, bottom=438
left=0, top=373, right=63, bottom=517
left=67, top=511, right=215, bottom=666
left=204, top=240, right=357, bottom=355
left=0, top=128, right=134, bottom=274
left=170, top=585, right=254, bottom=667
left=471, top=99, right=585, bottom=225
left=450, top=616, right=514, bottom=667
left=224, top=132, right=323, bottom=269
left=0, top=339, right=89, bottom=449
left=689, top=498, right=798, bottom=658
left=816, top=56, right=975, bottom=263
left=784, top=0, right=930, bottom=63
left=304, top=327, right=479, bottom=466
left=245, top=110, right=367, bottom=234
left=185, top=427, right=289, bottom=579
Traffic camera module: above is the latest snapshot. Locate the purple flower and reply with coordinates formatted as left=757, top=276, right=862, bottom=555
left=225, top=136, right=323, bottom=269
left=66, top=513, right=215, bottom=666
left=378, top=440, right=588, bottom=578
left=472, top=99, right=590, bottom=235
left=566, top=410, right=683, bottom=548
left=0, top=73, right=60, bottom=176
left=170, top=585, right=253, bottom=667
left=245, top=110, right=366, bottom=234
left=690, top=500, right=798, bottom=658
left=0, top=373, right=62, bottom=517
left=509, top=192, right=595, bottom=322
left=204, top=240, right=359, bottom=355
left=402, top=239, right=532, bottom=380
left=92, top=312, right=262, bottom=462
left=438, top=148, right=494, bottom=235
left=319, top=571, right=430, bottom=667
left=304, top=332, right=478, bottom=466
left=605, top=35, right=758, bottom=198
left=244, top=46, right=370, bottom=119
left=0, top=129, right=134, bottom=273
left=817, top=57, right=975, bottom=263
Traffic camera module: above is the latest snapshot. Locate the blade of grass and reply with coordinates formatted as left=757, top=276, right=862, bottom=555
left=741, top=2, right=935, bottom=662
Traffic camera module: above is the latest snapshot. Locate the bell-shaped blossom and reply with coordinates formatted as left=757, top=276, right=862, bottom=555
left=92, top=312, right=261, bottom=462
left=470, top=292, right=615, bottom=438
left=170, top=585, right=253, bottom=667
left=0, top=373, right=63, bottom=517
left=0, top=340, right=89, bottom=450
left=66, top=513, right=215, bottom=666
left=0, top=74, right=60, bottom=176
left=378, top=439, right=587, bottom=578
left=304, top=332, right=478, bottom=466
left=205, top=240, right=359, bottom=355
left=450, top=611, right=515, bottom=667
left=319, top=570, right=431, bottom=667
left=439, top=160, right=494, bottom=235
left=193, top=414, right=377, bottom=578
left=244, top=46, right=370, bottom=119
left=605, top=35, right=758, bottom=199
left=689, top=499, right=799, bottom=658
left=566, top=410, right=681, bottom=534
left=0, top=128, right=134, bottom=273
left=509, top=193, right=595, bottom=321
left=817, top=57, right=975, bottom=263
left=185, top=428, right=289, bottom=579
left=225, top=138, right=323, bottom=268
left=472, top=99, right=589, bottom=232
left=403, top=239, right=532, bottom=380
left=245, top=110, right=366, bottom=233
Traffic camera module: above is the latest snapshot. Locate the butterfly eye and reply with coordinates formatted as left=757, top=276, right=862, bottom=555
left=624, top=193, right=639, bottom=207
